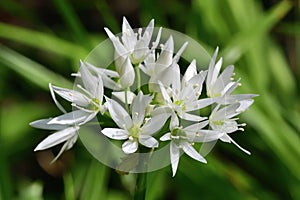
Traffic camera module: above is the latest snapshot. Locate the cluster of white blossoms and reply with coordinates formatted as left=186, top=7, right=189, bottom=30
left=30, top=17, right=256, bottom=176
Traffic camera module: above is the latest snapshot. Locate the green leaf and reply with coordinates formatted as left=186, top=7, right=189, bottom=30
left=0, top=44, right=72, bottom=90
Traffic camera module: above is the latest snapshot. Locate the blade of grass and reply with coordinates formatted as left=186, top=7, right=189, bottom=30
left=52, top=0, right=92, bottom=49
left=222, top=0, right=292, bottom=64
left=0, top=22, right=88, bottom=60
left=0, top=45, right=72, bottom=90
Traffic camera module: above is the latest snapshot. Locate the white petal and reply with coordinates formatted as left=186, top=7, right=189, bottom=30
left=187, top=130, right=224, bottom=142
left=104, top=27, right=127, bottom=57
left=30, top=119, right=67, bottom=130
left=119, top=57, right=135, bottom=88
left=122, top=140, right=138, bottom=154
left=181, top=141, right=207, bottom=163
left=80, top=61, right=99, bottom=97
left=151, top=27, right=162, bottom=50
left=102, top=128, right=128, bottom=140
left=170, top=112, right=179, bottom=129
left=139, top=135, right=158, bottom=148
left=105, top=97, right=133, bottom=130
left=47, top=110, right=89, bottom=125
left=211, top=57, right=223, bottom=85
left=236, top=99, right=254, bottom=112
left=34, top=126, right=78, bottom=151
left=49, top=83, right=67, bottom=113
left=212, top=65, right=234, bottom=95
left=185, top=98, right=215, bottom=112
left=183, top=120, right=209, bottom=132
left=170, top=142, right=180, bottom=177
left=160, top=132, right=171, bottom=141
left=156, top=36, right=174, bottom=66
left=182, top=59, right=197, bottom=84
left=206, top=47, right=219, bottom=87
left=212, top=103, right=240, bottom=121
left=121, top=17, right=136, bottom=52
left=172, top=41, right=188, bottom=64
left=158, top=82, right=172, bottom=106
left=180, top=112, right=207, bottom=122
left=51, top=84, right=89, bottom=107
left=141, top=113, right=170, bottom=135
left=85, top=62, right=119, bottom=78
left=171, top=63, right=181, bottom=95
left=112, top=91, right=136, bottom=104
left=132, top=91, right=153, bottom=126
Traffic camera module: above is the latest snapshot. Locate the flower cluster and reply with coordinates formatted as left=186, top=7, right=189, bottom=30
left=30, top=17, right=256, bottom=176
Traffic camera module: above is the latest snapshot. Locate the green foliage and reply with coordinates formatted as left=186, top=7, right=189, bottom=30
left=0, top=0, right=299, bottom=199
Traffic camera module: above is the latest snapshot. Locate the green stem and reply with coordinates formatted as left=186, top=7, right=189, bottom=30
left=133, top=172, right=147, bottom=200
left=135, top=64, right=141, bottom=92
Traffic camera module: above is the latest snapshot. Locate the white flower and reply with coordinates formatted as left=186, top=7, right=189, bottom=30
left=206, top=47, right=257, bottom=104
left=140, top=36, right=188, bottom=91
left=102, top=92, right=170, bottom=154
left=50, top=61, right=105, bottom=124
left=104, top=17, right=162, bottom=65
left=160, top=114, right=222, bottom=176
left=30, top=110, right=90, bottom=161
left=158, top=61, right=214, bottom=122
left=209, top=102, right=254, bottom=155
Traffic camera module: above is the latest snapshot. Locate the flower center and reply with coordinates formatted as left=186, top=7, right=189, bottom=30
left=212, top=120, right=224, bottom=126
left=129, top=124, right=140, bottom=139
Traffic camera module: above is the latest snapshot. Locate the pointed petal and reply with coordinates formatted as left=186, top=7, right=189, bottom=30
left=80, top=61, right=99, bottom=97
left=183, top=120, right=209, bottom=132
left=157, top=36, right=174, bottom=66
left=139, top=135, right=158, bottom=148
left=49, top=83, right=67, bottom=113
left=170, top=142, right=180, bottom=177
left=180, top=112, right=207, bottom=122
left=132, top=91, right=153, bottom=126
left=185, top=98, right=215, bottom=112
left=160, top=132, right=171, bottom=141
left=187, top=130, right=224, bottom=142
left=47, top=110, right=90, bottom=125
left=172, top=41, right=188, bottom=64
left=105, top=97, right=133, bottom=130
left=236, top=99, right=254, bottom=112
left=122, top=140, right=138, bottom=154
left=141, top=113, right=170, bottom=135
left=34, top=127, right=78, bottom=151
left=206, top=47, right=219, bottom=86
left=211, top=57, right=223, bottom=85
left=30, top=119, right=67, bottom=130
left=51, top=84, right=89, bottom=107
left=119, top=57, right=135, bottom=88
left=102, top=128, right=129, bottom=140
left=181, top=141, right=207, bottom=163
left=158, top=81, right=172, bottom=106
left=104, top=27, right=127, bottom=57
left=182, top=59, right=197, bottom=84
left=112, top=91, right=136, bottom=104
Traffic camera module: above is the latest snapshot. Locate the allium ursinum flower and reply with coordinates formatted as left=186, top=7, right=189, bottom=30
left=158, top=61, right=214, bottom=122
left=140, top=36, right=188, bottom=91
left=83, top=61, right=122, bottom=90
left=206, top=47, right=257, bottom=104
left=102, top=92, right=170, bottom=154
left=50, top=61, right=106, bottom=123
left=160, top=114, right=223, bottom=176
left=209, top=102, right=254, bottom=155
left=30, top=110, right=90, bottom=161
left=104, top=17, right=162, bottom=65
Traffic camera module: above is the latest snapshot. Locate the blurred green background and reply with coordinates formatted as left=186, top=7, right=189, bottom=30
left=0, top=0, right=299, bottom=199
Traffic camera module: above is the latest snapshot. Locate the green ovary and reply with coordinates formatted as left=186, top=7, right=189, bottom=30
left=212, top=120, right=224, bottom=126
left=129, top=124, right=140, bottom=138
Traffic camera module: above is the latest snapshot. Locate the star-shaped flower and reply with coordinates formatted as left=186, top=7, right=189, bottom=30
left=30, top=110, right=90, bottom=161
left=102, top=92, right=170, bottom=154
left=209, top=102, right=254, bottom=154
left=160, top=114, right=223, bottom=176
left=158, top=61, right=214, bottom=122
left=104, top=17, right=162, bottom=65
left=50, top=61, right=106, bottom=124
